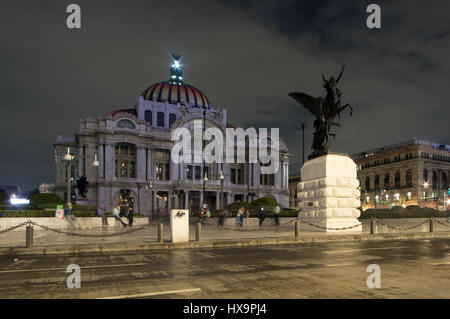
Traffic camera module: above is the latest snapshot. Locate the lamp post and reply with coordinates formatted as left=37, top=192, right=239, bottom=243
left=64, top=147, right=75, bottom=205
left=203, top=173, right=208, bottom=209
left=145, top=181, right=154, bottom=220
left=220, top=170, right=225, bottom=209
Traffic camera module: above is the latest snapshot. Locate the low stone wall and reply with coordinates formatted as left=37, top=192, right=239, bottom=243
left=193, top=217, right=296, bottom=228
left=0, top=217, right=149, bottom=231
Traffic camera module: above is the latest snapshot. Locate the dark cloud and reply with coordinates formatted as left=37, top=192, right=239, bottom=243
left=0, top=0, right=449, bottom=190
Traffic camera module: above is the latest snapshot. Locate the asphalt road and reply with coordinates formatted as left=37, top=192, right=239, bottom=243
left=0, top=239, right=448, bottom=299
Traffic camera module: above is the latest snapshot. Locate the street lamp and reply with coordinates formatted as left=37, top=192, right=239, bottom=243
left=145, top=181, right=154, bottom=219
left=92, top=154, right=100, bottom=167
left=220, top=170, right=225, bottom=209
left=64, top=147, right=75, bottom=205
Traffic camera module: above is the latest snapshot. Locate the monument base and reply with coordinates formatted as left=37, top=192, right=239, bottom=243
left=170, top=209, right=189, bottom=242
left=297, top=154, right=362, bottom=233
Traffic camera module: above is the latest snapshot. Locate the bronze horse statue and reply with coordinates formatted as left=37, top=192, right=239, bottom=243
left=289, top=65, right=353, bottom=160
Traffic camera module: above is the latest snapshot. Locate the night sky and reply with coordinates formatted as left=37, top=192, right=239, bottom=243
left=1, top=0, right=449, bottom=191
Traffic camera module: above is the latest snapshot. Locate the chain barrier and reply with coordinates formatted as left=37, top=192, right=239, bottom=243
left=1, top=217, right=449, bottom=237
left=0, top=222, right=33, bottom=234
left=432, top=218, right=450, bottom=227
left=373, top=218, right=431, bottom=230
left=0, top=220, right=152, bottom=238
left=297, top=218, right=362, bottom=231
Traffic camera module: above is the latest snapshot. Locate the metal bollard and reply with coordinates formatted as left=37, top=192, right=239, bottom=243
left=370, top=218, right=376, bottom=235
left=26, top=226, right=33, bottom=248
left=295, top=220, right=300, bottom=237
left=429, top=218, right=434, bottom=233
left=196, top=222, right=202, bottom=241
left=157, top=223, right=164, bottom=242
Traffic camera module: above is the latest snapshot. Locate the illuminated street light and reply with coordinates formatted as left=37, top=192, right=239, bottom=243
left=423, top=182, right=429, bottom=188
left=92, top=153, right=100, bottom=167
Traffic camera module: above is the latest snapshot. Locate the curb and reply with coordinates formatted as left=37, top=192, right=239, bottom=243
left=1, top=231, right=450, bottom=257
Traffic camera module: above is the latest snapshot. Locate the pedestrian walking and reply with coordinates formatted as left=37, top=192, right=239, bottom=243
left=64, top=202, right=79, bottom=228
left=218, top=208, right=226, bottom=227
left=112, top=204, right=128, bottom=227
left=97, top=204, right=108, bottom=226
left=258, top=206, right=266, bottom=228
left=236, top=206, right=245, bottom=227
left=273, top=204, right=280, bottom=227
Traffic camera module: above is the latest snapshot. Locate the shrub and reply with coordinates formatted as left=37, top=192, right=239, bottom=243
left=359, top=207, right=450, bottom=219
left=30, top=193, right=64, bottom=207
left=251, top=197, right=277, bottom=207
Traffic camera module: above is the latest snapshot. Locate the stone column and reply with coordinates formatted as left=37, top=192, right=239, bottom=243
left=174, top=193, right=179, bottom=209
left=78, top=146, right=85, bottom=177
left=104, top=144, right=115, bottom=180
left=184, top=191, right=189, bottom=210
left=215, top=191, right=220, bottom=210
left=275, top=161, right=282, bottom=188
left=98, top=144, right=105, bottom=178
left=168, top=191, right=173, bottom=211
left=146, top=148, right=152, bottom=180
left=136, top=147, right=146, bottom=180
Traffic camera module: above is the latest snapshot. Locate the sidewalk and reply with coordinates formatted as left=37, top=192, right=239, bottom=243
left=1, top=220, right=450, bottom=256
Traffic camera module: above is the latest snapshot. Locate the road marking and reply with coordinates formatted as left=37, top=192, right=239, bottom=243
left=426, top=262, right=450, bottom=265
left=98, top=288, right=202, bottom=299
left=0, top=263, right=148, bottom=274
left=325, top=263, right=356, bottom=267
left=323, top=246, right=410, bottom=254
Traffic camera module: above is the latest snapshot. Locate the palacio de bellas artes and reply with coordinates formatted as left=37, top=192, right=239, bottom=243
left=53, top=55, right=290, bottom=216
left=2, top=1, right=450, bottom=303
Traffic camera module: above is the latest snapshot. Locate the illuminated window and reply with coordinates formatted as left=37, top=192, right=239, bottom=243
left=114, top=143, right=136, bottom=178
left=407, top=192, right=412, bottom=200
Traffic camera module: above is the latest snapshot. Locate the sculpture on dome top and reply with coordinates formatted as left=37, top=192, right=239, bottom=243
left=289, top=65, right=353, bottom=160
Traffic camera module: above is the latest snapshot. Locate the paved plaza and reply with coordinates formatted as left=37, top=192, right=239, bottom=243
left=0, top=239, right=448, bottom=299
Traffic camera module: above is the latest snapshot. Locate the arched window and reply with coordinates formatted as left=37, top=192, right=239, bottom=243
left=384, top=173, right=390, bottom=190
left=432, top=171, right=438, bottom=190
left=395, top=171, right=401, bottom=188
left=169, top=113, right=177, bottom=127
left=406, top=169, right=413, bottom=187
left=157, top=112, right=165, bottom=127
left=116, top=119, right=136, bottom=130
left=374, top=175, right=380, bottom=192
left=442, top=172, right=448, bottom=190
left=144, top=110, right=152, bottom=124
left=423, top=169, right=428, bottom=183
left=365, top=176, right=370, bottom=191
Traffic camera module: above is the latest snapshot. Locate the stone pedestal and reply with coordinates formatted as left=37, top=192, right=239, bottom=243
left=170, top=209, right=189, bottom=242
left=297, top=154, right=362, bottom=232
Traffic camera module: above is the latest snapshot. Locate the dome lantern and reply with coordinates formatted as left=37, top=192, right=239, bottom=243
left=169, top=53, right=183, bottom=84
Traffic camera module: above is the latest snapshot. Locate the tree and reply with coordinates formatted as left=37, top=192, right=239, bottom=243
left=0, top=190, right=9, bottom=205
left=76, top=176, right=89, bottom=199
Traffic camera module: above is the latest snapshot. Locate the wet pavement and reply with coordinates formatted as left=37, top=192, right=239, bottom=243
left=0, top=238, right=448, bottom=298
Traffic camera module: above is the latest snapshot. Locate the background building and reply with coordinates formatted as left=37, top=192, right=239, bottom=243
left=53, top=57, right=290, bottom=216
left=288, top=173, right=301, bottom=209
left=352, top=139, right=450, bottom=211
